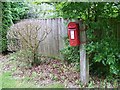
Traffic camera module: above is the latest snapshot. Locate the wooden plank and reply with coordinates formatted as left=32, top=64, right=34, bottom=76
left=44, top=19, right=47, bottom=55
left=48, top=18, right=53, bottom=56
left=46, top=18, right=50, bottom=55
left=49, top=18, right=53, bottom=55
left=56, top=18, right=59, bottom=56
left=42, top=19, right=46, bottom=55
left=54, top=18, right=58, bottom=56
left=58, top=18, right=62, bottom=56
left=39, top=19, right=44, bottom=54
left=51, top=19, right=55, bottom=56
left=78, top=19, right=89, bottom=85
left=46, top=19, right=49, bottom=55
left=59, top=18, right=66, bottom=58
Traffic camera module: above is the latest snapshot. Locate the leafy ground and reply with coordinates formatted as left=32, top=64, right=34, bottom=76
left=0, top=54, right=119, bottom=88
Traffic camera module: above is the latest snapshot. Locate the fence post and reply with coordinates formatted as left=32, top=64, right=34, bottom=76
left=76, top=19, right=89, bottom=85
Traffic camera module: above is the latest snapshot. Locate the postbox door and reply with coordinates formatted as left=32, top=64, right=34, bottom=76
left=68, top=22, right=80, bottom=46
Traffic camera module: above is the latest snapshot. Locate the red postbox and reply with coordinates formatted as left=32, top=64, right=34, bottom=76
left=68, top=22, right=80, bottom=46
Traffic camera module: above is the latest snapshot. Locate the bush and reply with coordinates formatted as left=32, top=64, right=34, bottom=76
left=7, top=19, right=51, bottom=66
left=9, top=49, right=42, bottom=68
left=86, top=20, right=120, bottom=77
left=60, top=36, right=80, bottom=64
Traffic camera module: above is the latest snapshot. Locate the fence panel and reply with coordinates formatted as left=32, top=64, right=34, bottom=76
left=38, top=18, right=68, bottom=57
left=7, top=18, right=69, bottom=57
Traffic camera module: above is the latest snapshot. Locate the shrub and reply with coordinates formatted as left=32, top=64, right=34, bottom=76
left=7, top=19, right=51, bottom=66
left=9, top=49, right=41, bottom=68
left=60, top=36, right=80, bottom=64
left=86, top=20, right=120, bottom=77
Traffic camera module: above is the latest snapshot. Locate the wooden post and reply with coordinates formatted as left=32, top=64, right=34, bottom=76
left=76, top=19, right=89, bottom=85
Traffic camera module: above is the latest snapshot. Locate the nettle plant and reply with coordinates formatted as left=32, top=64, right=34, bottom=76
left=7, top=19, right=51, bottom=67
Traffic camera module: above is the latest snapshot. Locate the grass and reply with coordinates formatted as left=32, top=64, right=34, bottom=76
left=2, top=72, right=37, bottom=88
left=0, top=56, right=2, bottom=90
left=2, top=70, right=64, bottom=88
left=1, top=55, right=30, bottom=88
left=2, top=71, right=65, bottom=88
left=0, top=74, right=2, bottom=90
left=44, top=83, right=65, bottom=88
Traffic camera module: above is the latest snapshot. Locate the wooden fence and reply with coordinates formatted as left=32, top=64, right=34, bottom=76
left=35, top=18, right=69, bottom=57
left=7, top=18, right=70, bottom=58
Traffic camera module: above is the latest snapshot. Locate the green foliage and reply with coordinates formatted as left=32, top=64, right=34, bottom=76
left=1, top=2, right=12, bottom=52
left=86, top=19, right=120, bottom=76
left=1, top=2, right=29, bottom=52
left=60, top=37, right=80, bottom=64
left=55, top=2, right=89, bottom=19
left=10, top=2, right=28, bottom=23
left=57, top=2, right=120, bottom=76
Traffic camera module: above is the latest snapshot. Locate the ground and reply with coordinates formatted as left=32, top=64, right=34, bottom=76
left=0, top=54, right=119, bottom=88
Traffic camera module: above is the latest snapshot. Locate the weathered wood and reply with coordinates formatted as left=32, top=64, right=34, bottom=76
left=38, top=18, right=67, bottom=57
left=79, top=19, right=89, bottom=85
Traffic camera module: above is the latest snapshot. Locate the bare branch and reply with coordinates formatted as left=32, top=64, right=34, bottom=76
left=8, top=19, right=51, bottom=54
left=16, top=28, right=33, bottom=50
left=35, top=28, right=52, bottom=50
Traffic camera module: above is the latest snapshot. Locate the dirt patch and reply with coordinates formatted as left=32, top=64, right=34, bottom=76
left=11, top=59, right=80, bottom=88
